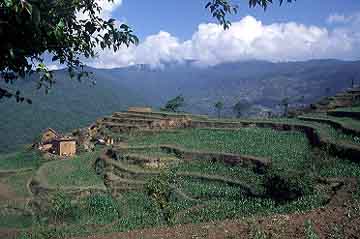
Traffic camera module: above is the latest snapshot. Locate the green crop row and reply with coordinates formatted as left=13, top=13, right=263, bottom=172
left=128, top=128, right=311, bottom=170
left=332, top=106, right=360, bottom=113
left=173, top=160, right=263, bottom=187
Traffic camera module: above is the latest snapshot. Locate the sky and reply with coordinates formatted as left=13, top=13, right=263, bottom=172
left=56, top=0, right=360, bottom=69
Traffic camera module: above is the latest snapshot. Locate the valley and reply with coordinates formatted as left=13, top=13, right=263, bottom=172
left=1, top=87, right=360, bottom=238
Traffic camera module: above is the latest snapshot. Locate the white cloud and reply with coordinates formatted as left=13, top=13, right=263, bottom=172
left=327, top=14, right=349, bottom=24
left=88, top=14, right=360, bottom=69
left=327, top=12, right=360, bottom=25
left=77, top=0, right=122, bottom=20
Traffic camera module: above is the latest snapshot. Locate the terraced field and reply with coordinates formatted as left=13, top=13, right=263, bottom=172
left=128, top=128, right=310, bottom=170
left=2, top=108, right=360, bottom=238
left=36, top=151, right=104, bottom=188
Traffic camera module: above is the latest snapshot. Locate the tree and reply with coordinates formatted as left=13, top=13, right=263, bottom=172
left=214, top=101, right=224, bottom=118
left=232, top=100, right=250, bottom=118
left=0, top=0, right=294, bottom=103
left=161, top=95, right=185, bottom=112
left=351, top=76, right=356, bottom=88
left=281, top=95, right=304, bottom=117
left=281, top=97, right=290, bottom=117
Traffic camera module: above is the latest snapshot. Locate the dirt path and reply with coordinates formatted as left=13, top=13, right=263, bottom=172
left=0, top=182, right=17, bottom=201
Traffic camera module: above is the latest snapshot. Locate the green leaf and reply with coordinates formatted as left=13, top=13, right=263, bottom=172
left=32, top=6, right=41, bottom=25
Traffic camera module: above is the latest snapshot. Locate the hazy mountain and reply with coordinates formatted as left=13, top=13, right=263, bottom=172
left=1, top=59, right=360, bottom=153
left=0, top=70, right=145, bottom=153
left=96, top=59, right=360, bottom=114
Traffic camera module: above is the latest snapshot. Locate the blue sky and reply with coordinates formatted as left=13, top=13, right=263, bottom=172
left=115, top=0, right=360, bottom=40
left=74, top=0, right=360, bottom=69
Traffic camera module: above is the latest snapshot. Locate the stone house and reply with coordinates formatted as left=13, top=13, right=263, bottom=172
left=39, top=128, right=76, bottom=157
left=53, top=137, right=77, bottom=157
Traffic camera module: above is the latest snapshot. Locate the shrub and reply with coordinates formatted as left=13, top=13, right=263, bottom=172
left=145, top=172, right=176, bottom=225
left=264, top=167, right=314, bottom=202
left=85, top=193, right=119, bottom=223
left=17, top=226, right=67, bottom=239
left=304, top=219, right=320, bottom=239
left=49, top=191, right=76, bottom=223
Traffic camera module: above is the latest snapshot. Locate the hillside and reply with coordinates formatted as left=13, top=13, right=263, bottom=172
left=104, top=59, right=360, bottom=114
left=1, top=59, right=360, bottom=153
left=0, top=71, right=144, bottom=153
left=1, top=107, right=360, bottom=238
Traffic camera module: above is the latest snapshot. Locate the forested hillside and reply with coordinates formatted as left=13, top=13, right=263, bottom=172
left=0, top=70, right=144, bottom=153
left=1, top=59, right=359, bottom=153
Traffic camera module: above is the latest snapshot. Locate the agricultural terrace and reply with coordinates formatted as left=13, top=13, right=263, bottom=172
left=333, top=106, right=360, bottom=112
left=128, top=128, right=310, bottom=170
left=2, top=109, right=360, bottom=238
left=0, top=150, right=43, bottom=170
left=36, top=151, right=104, bottom=188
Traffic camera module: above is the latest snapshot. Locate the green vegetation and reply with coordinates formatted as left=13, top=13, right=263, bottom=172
left=39, top=151, right=103, bottom=188
left=84, top=193, right=119, bottom=224
left=304, top=220, right=320, bottom=239
left=204, top=116, right=359, bottom=145
left=174, top=160, right=262, bottom=186
left=333, top=106, right=360, bottom=112
left=1, top=0, right=138, bottom=103
left=161, top=95, right=185, bottom=113
left=128, top=128, right=310, bottom=170
left=232, top=100, right=250, bottom=118
left=0, top=215, right=33, bottom=229
left=264, top=168, right=314, bottom=202
left=300, top=113, right=360, bottom=133
left=50, top=191, right=76, bottom=224
left=1, top=171, right=33, bottom=197
left=3, top=107, right=360, bottom=238
left=0, top=150, right=43, bottom=170
left=214, top=101, right=224, bottom=118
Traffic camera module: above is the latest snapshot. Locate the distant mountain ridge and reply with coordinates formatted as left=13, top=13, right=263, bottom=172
left=95, top=59, right=360, bottom=114
left=0, top=59, right=360, bottom=153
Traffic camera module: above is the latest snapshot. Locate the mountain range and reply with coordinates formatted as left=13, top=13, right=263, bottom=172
left=1, top=59, right=359, bottom=153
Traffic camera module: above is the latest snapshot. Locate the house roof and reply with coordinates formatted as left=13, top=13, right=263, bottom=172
left=43, top=128, right=59, bottom=137
left=55, top=137, right=76, bottom=142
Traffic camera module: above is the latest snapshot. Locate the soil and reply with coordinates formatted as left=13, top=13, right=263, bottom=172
left=71, top=178, right=360, bottom=239
left=0, top=182, right=17, bottom=201
left=70, top=205, right=359, bottom=239
left=1, top=177, right=359, bottom=239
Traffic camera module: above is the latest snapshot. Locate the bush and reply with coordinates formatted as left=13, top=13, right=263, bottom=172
left=145, top=172, right=176, bottom=225
left=49, top=191, right=76, bottom=223
left=264, top=167, right=314, bottom=202
left=17, top=226, right=68, bottom=239
left=85, top=193, right=119, bottom=223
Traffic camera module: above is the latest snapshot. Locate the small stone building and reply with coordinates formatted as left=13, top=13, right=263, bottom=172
left=53, top=138, right=76, bottom=157
left=39, top=128, right=77, bottom=157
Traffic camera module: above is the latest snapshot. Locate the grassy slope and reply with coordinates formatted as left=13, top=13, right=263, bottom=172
left=300, top=113, right=360, bottom=131
left=128, top=128, right=310, bottom=169
left=333, top=106, right=360, bottom=112
left=3, top=111, right=360, bottom=236
left=39, top=151, right=104, bottom=188
left=1, top=171, right=34, bottom=197
left=0, top=150, right=43, bottom=170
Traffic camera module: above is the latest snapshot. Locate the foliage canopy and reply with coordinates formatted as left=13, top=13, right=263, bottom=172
left=161, top=95, right=185, bottom=112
